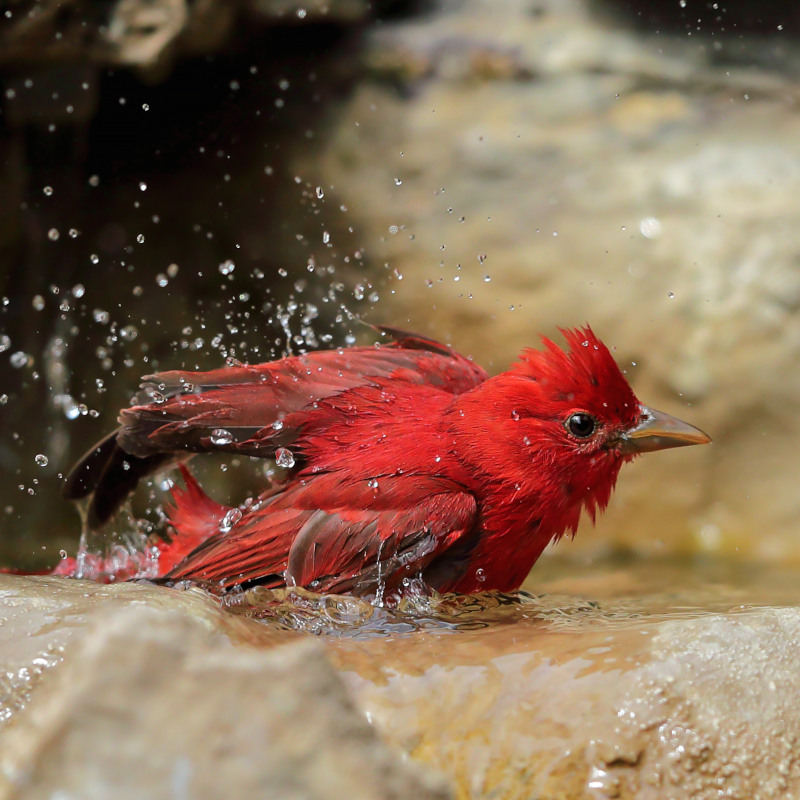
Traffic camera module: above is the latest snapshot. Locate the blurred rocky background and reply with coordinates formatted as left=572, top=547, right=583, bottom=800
left=1, top=0, right=799, bottom=569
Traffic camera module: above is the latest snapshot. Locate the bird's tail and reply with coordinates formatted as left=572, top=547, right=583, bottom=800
left=157, top=465, right=231, bottom=575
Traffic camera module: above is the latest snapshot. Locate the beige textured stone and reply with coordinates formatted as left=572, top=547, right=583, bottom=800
left=4, top=568, right=800, bottom=799
left=0, top=582, right=450, bottom=800
left=327, top=581, right=800, bottom=799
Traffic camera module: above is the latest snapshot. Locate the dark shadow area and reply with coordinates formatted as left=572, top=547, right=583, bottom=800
left=0, top=19, right=373, bottom=565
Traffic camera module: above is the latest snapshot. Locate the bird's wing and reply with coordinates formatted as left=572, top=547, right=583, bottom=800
left=63, top=329, right=487, bottom=527
left=164, top=472, right=479, bottom=594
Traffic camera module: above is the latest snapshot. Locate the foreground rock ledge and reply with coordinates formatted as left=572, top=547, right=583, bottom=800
left=2, top=573, right=800, bottom=799
left=0, top=577, right=450, bottom=800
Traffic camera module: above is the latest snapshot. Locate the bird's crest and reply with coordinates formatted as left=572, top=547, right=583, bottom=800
left=512, top=326, right=639, bottom=422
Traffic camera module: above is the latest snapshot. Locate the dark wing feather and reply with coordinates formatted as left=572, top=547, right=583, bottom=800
left=164, top=473, right=478, bottom=594
left=63, top=331, right=487, bottom=527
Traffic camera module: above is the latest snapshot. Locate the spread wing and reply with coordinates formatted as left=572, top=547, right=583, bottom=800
left=164, top=472, right=479, bottom=594
left=64, top=328, right=487, bottom=527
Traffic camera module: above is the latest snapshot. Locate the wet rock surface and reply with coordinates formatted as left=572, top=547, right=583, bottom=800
left=0, top=577, right=449, bottom=800
left=2, top=562, right=800, bottom=799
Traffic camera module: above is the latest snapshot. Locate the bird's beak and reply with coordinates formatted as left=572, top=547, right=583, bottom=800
left=618, top=406, right=711, bottom=454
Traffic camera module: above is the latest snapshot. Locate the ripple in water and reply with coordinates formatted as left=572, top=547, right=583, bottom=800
left=220, top=582, right=534, bottom=639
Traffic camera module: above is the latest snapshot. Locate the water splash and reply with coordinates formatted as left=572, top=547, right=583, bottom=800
left=222, top=583, right=536, bottom=639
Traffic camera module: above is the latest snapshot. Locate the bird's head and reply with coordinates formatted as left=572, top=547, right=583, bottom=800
left=452, top=326, right=710, bottom=534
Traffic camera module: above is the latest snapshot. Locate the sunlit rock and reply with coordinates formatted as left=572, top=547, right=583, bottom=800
left=0, top=574, right=278, bottom=727
left=0, top=576, right=450, bottom=800
left=3, top=564, right=800, bottom=798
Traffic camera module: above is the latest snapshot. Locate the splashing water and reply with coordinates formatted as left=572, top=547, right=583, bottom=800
left=62, top=499, right=162, bottom=583
left=221, top=582, right=532, bottom=639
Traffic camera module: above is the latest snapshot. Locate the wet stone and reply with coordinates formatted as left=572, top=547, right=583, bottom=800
left=2, top=561, right=800, bottom=799
left=0, top=578, right=449, bottom=800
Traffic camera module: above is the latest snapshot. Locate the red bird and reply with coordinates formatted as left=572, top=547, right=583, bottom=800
left=61, top=326, right=709, bottom=595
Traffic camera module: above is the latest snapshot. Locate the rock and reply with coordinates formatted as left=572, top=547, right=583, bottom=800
left=0, top=575, right=451, bottom=800
left=314, top=0, right=800, bottom=561
left=323, top=563, right=800, bottom=799
left=0, top=574, right=284, bottom=730
left=0, top=0, right=370, bottom=74
left=0, top=0, right=231, bottom=75
left=3, top=565, right=800, bottom=798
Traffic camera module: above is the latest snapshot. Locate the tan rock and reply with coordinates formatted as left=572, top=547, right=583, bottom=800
left=325, top=568, right=800, bottom=799
left=3, top=567, right=800, bottom=799
left=0, top=574, right=284, bottom=733
left=0, top=578, right=451, bottom=800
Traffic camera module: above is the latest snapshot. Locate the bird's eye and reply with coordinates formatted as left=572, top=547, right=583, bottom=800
left=567, top=412, right=596, bottom=438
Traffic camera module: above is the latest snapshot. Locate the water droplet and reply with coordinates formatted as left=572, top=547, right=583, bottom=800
left=394, top=178, right=402, bottom=186
left=639, top=216, right=661, bottom=239
left=0, top=335, right=9, bottom=353
left=478, top=253, right=487, bottom=264
left=136, top=233, right=144, bottom=244
left=68, top=228, right=79, bottom=238
left=271, top=419, right=284, bottom=431
left=120, top=325, right=138, bottom=341
left=47, top=228, right=60, bottom=241
left=34, top=454, right=48, bottom=466
left=0, top=394, right=8, bottom=404
left=476, top=567, right=486, bottom=582
left=210, top=428, right=233, bottom=446
left=668, top=291, right=675, bottom=299
left=32, top=295, right=45, bottom=311
left=93, top=309, right=110, bottom=324
left=142, top=103, right=150, bottom=111
left=218, top=259, right=235, bottom=275
left=10, top=351, right=29, bottom=368
left=90, top=253, right=99, bottom=264
left=88, top=175, right=100, bottom=187
left=155, top=273, right=168, bottom=287
left=43, top=186, right=53, bottom=196
left=139, top=182, right=147, bottom=192
left=315, top=186, right=324, bottom=199
left=367, top=478, right=379, bottom=489
left=71, top=283, right=85, bottom=298
left=219, top=507, right=243, bottom=533
left=167, top=263, right=179, bottom=278
left=275, top=447, right=295, bottom=468
left=322, top=231, right=330, bottom=244
left=388, top=225, right=399, bottom=235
